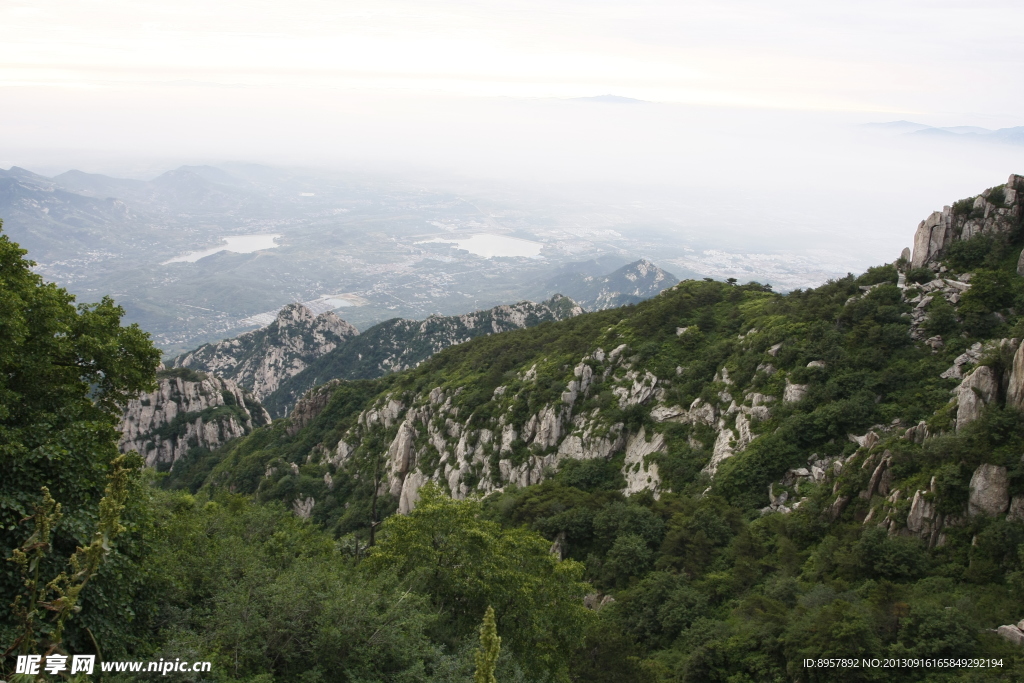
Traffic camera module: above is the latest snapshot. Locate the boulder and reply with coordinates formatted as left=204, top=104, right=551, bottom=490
left=968, top=464, right=1010, bottom=517
left=902, top=421, right=929, bottom=445
left=849, top=431, right=881, bottom=450
left=398, top=470, right=428, bottom=514
left=784, top=379, right=808, bottom=403
left=906, top=490, right=937, bottom=536
left=1008, top=341, right=1024, bottom=410
left=996, top=624, right=1024, bottom=646
left=911, top=207, right=955, bottom=268
left=1007, top=495, right=1024, bottom=522
left=954, top=365, right=999, bottom=432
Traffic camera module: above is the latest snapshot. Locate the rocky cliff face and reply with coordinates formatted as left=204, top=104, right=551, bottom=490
left=288, top=339, right=684, bottom=516
left=119, top=372, right=270, bottom=468
left=261, top=295, right=584, bottom=416
left=911, top=173, right=1023, bottom=268
left=280, top=324, right=786, bottom=516
left=172, top=303, right=357, bottom=400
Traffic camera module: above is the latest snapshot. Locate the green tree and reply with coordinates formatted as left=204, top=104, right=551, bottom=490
left=1, top=225, right=160, bottom=660
left=474, top=606, right=500, bottom=683
left=366, top=483, right=592, bottom=681
left=144, top=491, right=437, bottom=682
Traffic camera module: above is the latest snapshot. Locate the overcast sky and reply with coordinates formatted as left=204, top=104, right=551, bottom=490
left=4, top=0, right=1023, bottom=116
left=2, top=0, right=1023, bottom=270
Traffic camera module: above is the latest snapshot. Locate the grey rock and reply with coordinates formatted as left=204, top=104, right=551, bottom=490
left=849, top=431, right=881, bottom=450
left=398, top=470, right=428, bottom=514
left=173, top=303, right=358, bottom=401
left=968, top=464, right=1010, bottom=517
left=1007, top=495, right=1024, bottom=522
left=292, top=496, right=315, bottom=519
left=623, top=427, right=665, bottom=495
left=1007, top=340, right=1024, bottom=410
left=955, top=365, right=999, bottom=432
left=550, top=531, right=567, bottom=560
left=783, top=379, right=808, bottom=403
left=118, top=374, right=268, bottom=468
left=906, top=490, right=937, bottom=536
left=996, top=625, right=1024, bottom=646
left=911, top=207, right=955, bottom=268
left=902, top=421, right=929, bottom=444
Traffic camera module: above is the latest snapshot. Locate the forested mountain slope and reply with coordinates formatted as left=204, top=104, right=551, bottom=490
left=162, top=174, right=1024, bottom=679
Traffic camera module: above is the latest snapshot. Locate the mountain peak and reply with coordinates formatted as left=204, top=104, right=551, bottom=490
left=173, top=303, right=358, bottom=400
left=540, top=258, right=678, bottom=310
left=277, top=302, right=317, bottom=323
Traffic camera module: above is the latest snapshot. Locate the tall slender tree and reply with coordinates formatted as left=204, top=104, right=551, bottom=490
left=474, top=606, right=500, bottom=683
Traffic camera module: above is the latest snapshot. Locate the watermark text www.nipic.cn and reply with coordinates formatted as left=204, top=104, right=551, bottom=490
left=803, top=658, right=1004, bottom=669
left=15, top=655, right=213, bottom=676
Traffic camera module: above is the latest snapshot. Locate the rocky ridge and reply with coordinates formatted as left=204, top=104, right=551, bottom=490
left=261, top=295, right=584, bottom=416
left=911, top=173, right=1023, bottom=269
left=172, top=303, right=357, bottom=400
left=274, top=321, right=796, bottom=518
left=119, top=371, right=270, bottom=468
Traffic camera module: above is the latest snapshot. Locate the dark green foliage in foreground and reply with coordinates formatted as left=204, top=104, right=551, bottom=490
left=0, top=223, right=161, bottom=659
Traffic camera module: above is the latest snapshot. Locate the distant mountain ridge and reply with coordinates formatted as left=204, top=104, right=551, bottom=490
left=171, top=303, right=358, bottom=401
left=537, top=258, right=678, bottom=311
left=0, top=166, right=142, bottom=260
left=261, top=294, right=583, bottom=415
left=866, top=121, right=1024, bottom=145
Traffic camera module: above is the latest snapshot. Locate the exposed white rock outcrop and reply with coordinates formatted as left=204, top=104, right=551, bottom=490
left=902, top=421, right=929, bottom=444
left=118, top=373, right=269, bottom=468
left=1007, top=340, right=1024, bottom=410
left=996, top=619, right=1024, bottom=646
left=783, top=379, right=808, bottom=403
left=1008, top=496, right=1024, bottom=522
left=954, top=365, right=999, bottom=431
left=172, top=303, right=358, bottom=401
left=621, top=427, right=664, bottom=497
left=292, top=496, right=315, bottom=519
left=968, top=464, right=1010, bottom=517
left=911, top=175, right=1023, bottom=268
left=702, top=425, right=736, bottom=478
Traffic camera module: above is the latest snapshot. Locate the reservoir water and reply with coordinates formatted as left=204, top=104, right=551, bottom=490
left=417, top=234, right=543, bottom=259
left=164, top=234, right=281, bottom=264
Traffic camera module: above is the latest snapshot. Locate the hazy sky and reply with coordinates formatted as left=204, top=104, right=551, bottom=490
left=4, top=0, right=1023, bottom=115
left=2, top=0, right=1023, bottom=272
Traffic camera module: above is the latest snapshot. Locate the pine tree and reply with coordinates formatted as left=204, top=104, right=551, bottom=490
left=474, top=605, right=500, bottom=683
